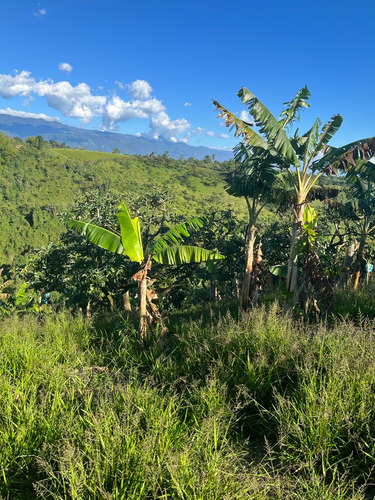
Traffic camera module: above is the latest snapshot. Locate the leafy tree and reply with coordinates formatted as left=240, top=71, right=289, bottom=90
left=67, top=201, right=224, bottom=337
left=26, top=190, right=132, bottom=315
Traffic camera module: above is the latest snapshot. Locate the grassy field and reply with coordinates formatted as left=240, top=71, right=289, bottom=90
left=1, top=305, right=374, bottom=499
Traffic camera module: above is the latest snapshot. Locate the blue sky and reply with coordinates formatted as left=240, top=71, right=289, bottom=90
left=1, top=0, right=374, bottom=151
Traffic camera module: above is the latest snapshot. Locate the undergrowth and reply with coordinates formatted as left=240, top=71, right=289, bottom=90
left=0, top=306, right=374, bottom=498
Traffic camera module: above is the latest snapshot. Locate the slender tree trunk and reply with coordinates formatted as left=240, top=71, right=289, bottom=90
left=139, top=273, right=148, bottom=340
left=241, top=225, right=256, bottom=311
left=107, top=294, right=114, bottom=312
left=123, top=290, right=131, bottom=312
left=353, top=231, right=367, bottom=291
left=86, top=300, right=91, bottom=319
left=251, top=240, right=263, bottom=307
left=339, top=242, right=359, bottom=288
left=139, top=256, right=152, bottom=340
left=284, top=204, right=305, bottom=311
left=210, top=280, right=218, bottom=302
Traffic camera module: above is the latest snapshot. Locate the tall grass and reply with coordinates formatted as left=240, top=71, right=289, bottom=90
left=0, top=307, right=374, bottom=498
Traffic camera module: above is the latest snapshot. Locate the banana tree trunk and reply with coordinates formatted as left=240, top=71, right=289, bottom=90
left=285, top=204, right=305, bottom=308
left=139, top=256, right=152, bottom=340
left=339, top=242, right=359, bottom=288
left=353, top=231, right=367, bottom=291
left=139, top=274, right=148, bottom=339
left=251, top=240, right=263, bottom=307
left=241, top=225, right=256, bottom=311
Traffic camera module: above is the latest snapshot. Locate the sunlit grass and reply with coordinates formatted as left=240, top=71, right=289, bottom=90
left=0, top=307, right=374, bottom=498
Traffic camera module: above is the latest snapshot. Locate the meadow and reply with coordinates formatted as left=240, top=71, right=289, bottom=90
left=1, top=301, right=374, bottom=499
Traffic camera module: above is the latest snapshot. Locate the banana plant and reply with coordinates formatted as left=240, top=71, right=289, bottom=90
left=214, top=86, right=375, bottom=307
left=67, top=202, right=224, bottom=337
left=224, top=143, right=282, bottom=310
left=339, top=157, right=375, bottom=290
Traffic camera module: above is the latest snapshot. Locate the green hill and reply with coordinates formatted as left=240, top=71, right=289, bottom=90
left=0, top=134, right=245, bottom=264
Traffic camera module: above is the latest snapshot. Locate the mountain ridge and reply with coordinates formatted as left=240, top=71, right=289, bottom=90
left=0, top=114, right=233, bottom=161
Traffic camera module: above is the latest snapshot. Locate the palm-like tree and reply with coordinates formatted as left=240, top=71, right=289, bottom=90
left=214, top=87, right=374, bottom=307
left=67, top=202, right=224, bottom=337
left=225, top=143, right=280, bottom=309
left=337, top=154, right=375, bottom=289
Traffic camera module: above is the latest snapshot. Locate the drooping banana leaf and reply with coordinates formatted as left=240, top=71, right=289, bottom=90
left=153, top=246, right=224, bottom=265
left=66, top=219, right=126, bottom=255
left=313, top=136, right=375, bottom=173
left=117, top=203, right=144, bottom=263
left=213, top=100, right=271, bottom=152
left=313, top=115, right=343, bottom=156
left=152, top=218, right=204, bottom=255
left=238, top=87, right=300, bottom=166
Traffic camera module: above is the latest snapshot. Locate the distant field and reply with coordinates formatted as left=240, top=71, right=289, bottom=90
left=54, top=148, right=135, bottom=161
left=0, top=135, right=246, bottom=263
left=53, top=148, right=246, bottom=217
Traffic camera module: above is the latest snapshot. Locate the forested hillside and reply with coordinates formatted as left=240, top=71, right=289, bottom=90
left=0, top=133, right=244, bottom=264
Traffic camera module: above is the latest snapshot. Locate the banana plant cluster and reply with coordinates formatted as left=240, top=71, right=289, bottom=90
left=67, top=203, right=224, bottom=337
left=214, top=86, right=375, bottom=310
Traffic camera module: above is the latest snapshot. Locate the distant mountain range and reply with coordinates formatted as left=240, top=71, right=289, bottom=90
left=0, top=114, right=233, bottom=161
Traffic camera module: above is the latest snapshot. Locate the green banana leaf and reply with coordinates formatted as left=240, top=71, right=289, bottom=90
left=152, top=218, right=204, bottom=254
left=117, top=203, right=144, bottom=263
left=66, top=219, right=126, bottom=255
left=153, top=245, right=224, bottom=265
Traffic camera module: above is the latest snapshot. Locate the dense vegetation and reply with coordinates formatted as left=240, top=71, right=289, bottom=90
left=1, top=81, right=375, bottom=498
left=0, top=133, right=243, bottom=264
left=1, top=306, right=375, bottom=499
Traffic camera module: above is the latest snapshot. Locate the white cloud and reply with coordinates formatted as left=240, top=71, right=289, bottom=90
left=128, top=80, right=152, bottom=100
left=0, top=107, right=60, bottom=121
left=0, top=71, right=106, bottom=123
left=184, top=102, right=192, bottom=107
left=58, top=62, right=73, bottom=73
left=34, top=8, right=47, bottom=17
left=219, top=133, right=229, bottom=139
left=239, top=110, right=252, bottom=123
left=103, top=95, right=165, bottom=130
left=206, top=131, right=215, bottom=136
left=0, top=71, right=36, bottom=98
left=115, top=80, right=125, bottom=90
left=0, top=71, right=192, bottom=141
left=149, top=111, right=190, bottom=141
left=41, top=81, right=106, bottom=122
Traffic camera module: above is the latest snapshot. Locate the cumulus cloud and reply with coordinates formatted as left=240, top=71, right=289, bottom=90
left=0, top=107, right=60, bottom=121
left=206, top=131, right=215, bottom=136
left=34, top=8, right=47, bottom=16
left=149, top=111, right=190, bottom=141
left=42, top=81, right=106, bottom=122
left=128, top=80, right=152, bottom=100
left=219, top=133, right=230, bottom=139
left=0, top=71, right=106, bottom=122
left=184, top=102, right=192, bottom=107
left=103, top=95, right=165, bottom=130
left=0, top=71, right=36, bottom=98
left=58, top=62, right=73, bottom=73
left=0, top=71, right=192, bottom=141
